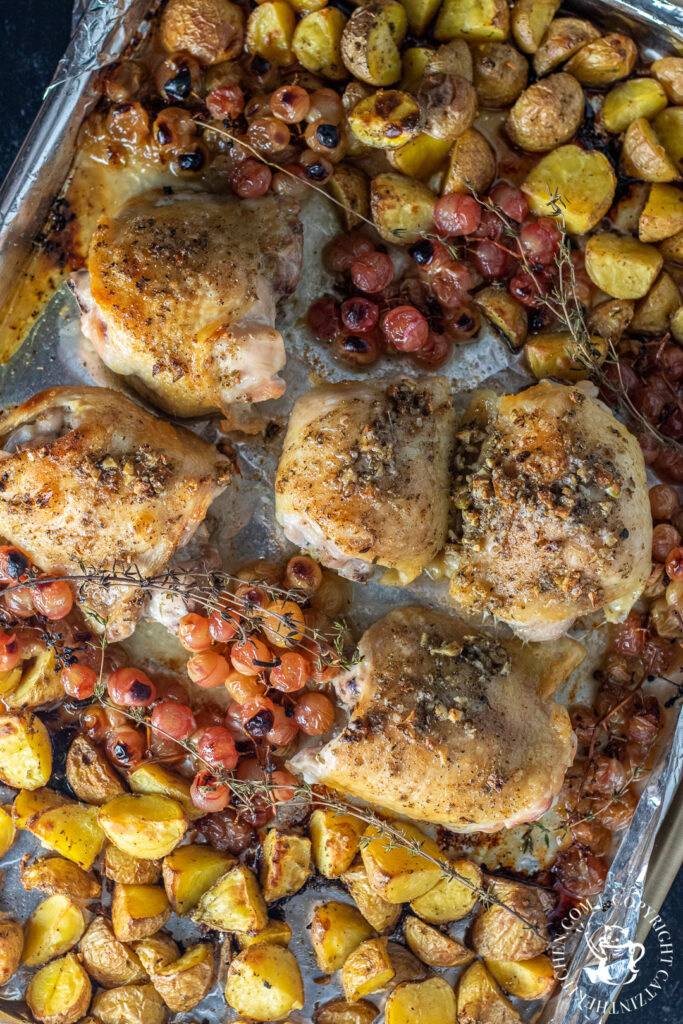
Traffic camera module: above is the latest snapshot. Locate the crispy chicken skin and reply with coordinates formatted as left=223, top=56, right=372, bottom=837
left=445, top=381, right=652, bottom=640
left=275, top=377, right=456, bottom=584
left=71, top=190, right=303, bottom=417
left=0, top=387, right=230, bottom=640
left=292, top=606, right=582, bottom=831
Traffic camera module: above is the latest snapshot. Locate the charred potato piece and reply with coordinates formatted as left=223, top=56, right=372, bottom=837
left=506, top=72, right=583, bottom=151
left=457, top=961, right=521, bottom=1023
left=226, top=944, right=304, bottom=1021
left=588, top=298, right=635, bottom=343
left=22, top=894, right=87, bottom=968
left=0, top=712, right=51, bottom=790
left=652, top=57, right=683, bottom=105
left=293, top=8, right=348, bottom=80
left=348, top=91, right=420, bottom=149
left=150, top=942, right=215, bottom=1012
left=105, top=844, right=161, bottom=886
left=342, top=937, right=394, bottom=1003
left=311, top=900, right=375, bottom=973
left=98, top=794, right=187, bottom=860
left=161, top=0, right=243, bottom=63
left=370, top=172, right=435, bottom=243
left=532, top=17, right=601, bottom=76
left=128, top=763, right=202, bottom=822
left=585, top=233, right=663, bottom=299
left=341, top=0, right=407, bottom=87
left=386, top=977, right=456, bottom=1024
left=485, top=954, right=555, bottom=999
left=639, top=183, right=683, bottom=242
left=132, top=933, right=180, bottom=975
left=360, top=823, right=442, bottom=903
left=525, top=332, right=607, bottom=380
left=314, top=997, right=379, bottom=1024
left=111, top=884, right=171, bottom=942
left=261, top=829, right=311, bottom=903
left=25, top=797, right=105, bottom=871
left=402, top=0, right=441, bottom=35
left=4, top=648, right=63, bottom=710
left=522, top=145, right=616, bottom=233
left=329, top=164, right=371, bottom=228
left=342, top=859, right=402, bottom=932
left=0, top=920, right=23, bottom=984
left=511, top=0, right=560, bottom=54
left=245, top=1, right=296, bottom=65
left=654, top=109, right=683, bottom=173
left=409, top=859, right=482, bottom=922
left=473, top=286, right=527, bottom=349
left=162, top=843, right=234, bottom=915
left=472, top=42, right=528, bottom=107
left=564, top=33, right=637, bottom=85
left=417, top=73, right=478, bottom=140
left=235, top=917, right=292, bottom=949
left=631, top=271, right=681, bottom=333
left=26, top=953, right=92, bottom=1024
left=80, top=916, right=147, bottom=987
left=661, top=229, right=683, bottom=263
left=91, top=983, right=167, bottom=1024
left=471, top=879, right=549, bottom=961
left=621, top=118, right=680, bottom=183
left=602, top=78, right=668, bottom=134
left=191, top=864, right=267, bottom=932
left=434, top=0, right=510, bottom=43
left=403, top=916, right=473, bottom=967
left=0, top=804, right=15, bottom=859
left=310, top=808, right=366, bottom=878
left=66, top=736, right=125, bottom=806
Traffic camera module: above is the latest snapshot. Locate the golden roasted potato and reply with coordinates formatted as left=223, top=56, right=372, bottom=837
left=522, top=144, right=616, bottom=233
left=506, top=72, right=583, bottom=151
left=472, top=42, right=528, bottom=106
left=403, top=916, right=473, bottom=967
left=385, top=977, right=456, bottom=1024
left=585, top=233, right=663, bottom=299
left=473, top=286, right=527, bottom=349
left=402, top=46, right=435, bottom=90
left=292, top=7, right=348, bottom=80
left=639, top=183, right=683, bottom=242
left=434, top=0, right=510, bottom=42
left=0, top=920, right=23, bottom=984
left=348, top=90, right=420, bottom=149
left=342, top=859, right=402, bottom=932
left=532, top=17, right=601, bottom=76
left=609, top=181, right=650, bottom=234
left=342, top=937, right=394, bottom=1003
left=661, top=229, right=683, bottom=263
left=314, top=997, right=379, bottom=1024
left=588, top=298, right=635, bottom=342
left=0, top=712, right=51, bottom=789
left=150, top=942, right=215, bottom=1012
left=98, top=794, right=187, bottom=860
left=162, top=843, right=234, bottom=915
left=80, top=916, right=147, bottom=988
left=311, top=900, right=374, bottom=973
left=370, top=172, right=435, bottom=242
left=386, top=941, right=428, bottom=987
left=261, top=829, right=311, bottom=903
left=621, top=117, right=680, bottom=183
left=66, top=735, right=125, bottom=806
left=23, top=894, right=87, bottom=968
left=408, top=860, right=481, bottom=923
left=236, top=917, right=292, bottom=949
left=340, top=0, right=407, bottom=86
left=564, top=33, right=637, bottom=85
left=25, top=797, right=105, bottom=871
left=160, top=0, right=243, bottom=63
left=426, top=39, right=474, bottom=80
left=402, top=0, right=441, bottom=35
left=226, top=944, right=304, bottom=1021
left=132, top=933, right=179, bottom=976
left=111, top=884, right=171, bottom=942
left=4, top=647, right=63, bottom=710
left=191, top=864, right=267, bottom=932
left=457, top=961, right=521, bottom=1023
left=128, top=763, right=202, bottom=822
left=26, top=952, right=92, bottom=1024
left=14, top=787, right=65, bottom=828
left=310, top=809, right=367, bottom=878
left=486, top=954, right=555, bottom=999
left=245, top=1, right=296, bottom=65
left=654, top=108, right=683, bottom=173
left=0, top=804, right=15, bottom=859
left=91, top=983, right=167, bottom=1024
left=391, top=133, right=452, bottom=180
left=105, top=844, right=161, bottom=886
left=511, top=0, right=560, bottom=54
left=417, top=73, right=478, bottom=140
left=329, top=164, right=371, bottom=228
left=631, top=271, right=681, bottom=333
left=652, top=57, right=683, bottom=105
left=440, top=128, right=494, bottom=192
left=360, top=823, right=442, bottom=903
left=672, top=305, right=683, bottom=342
left=471, top=879, right=549, bottom=961
left=602, top=78, right=668, bottom=134
left=525, top=332, right=607, bottom=380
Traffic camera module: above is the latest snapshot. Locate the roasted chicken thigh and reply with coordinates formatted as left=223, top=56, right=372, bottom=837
left=445, top=381, right=652, bottom=640
left=275, top=377, right=455, bottom=583
left=292, top=606, right=582, bottom=831
left=71, top=190, right=303, bottom=417
left=0, top=387, right=230, bottom=640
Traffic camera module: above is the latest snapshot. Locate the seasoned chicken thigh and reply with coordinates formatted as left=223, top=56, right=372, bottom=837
left=0, top=387, right=230, bottom=641
left=275, top=377, right=456, bottom=584
left=71, top=190, right=303, bottom=417
left=445, top=381, right=652, bottom=640
left=292, top=606, right=582, bottom=831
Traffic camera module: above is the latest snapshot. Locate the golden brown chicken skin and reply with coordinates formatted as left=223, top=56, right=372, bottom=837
left=275, top=377, right=456, bottom=584
left=292, top=606, right=582, bottom=832
left=0, top=387, right=230, bottom=640
left=72, top=190, right=303, bottom=417
left=445, top=381, right=652, bottom=640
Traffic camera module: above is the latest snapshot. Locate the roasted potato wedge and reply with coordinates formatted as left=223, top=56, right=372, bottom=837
left=639, top=183, right=683, bottom=242
left=602, top=78, right=668, bottom=134
left=91, top=983, right=167, bottom=1024
left=14, top=787, right=65, bottom=829
left=661, top=229, right=683, bottom=263
left=360, top=823, right=442, bottom=903
left=4, top=648, right=63, bottom=710
left=474, top=286, right=527, bottom=349
left=511, top=0, right=560, bottom=54
left=402, top=0, right=441, bottom=35
left=329, top=164, right=371, bottom=228
left=128, top=762, right=202, bottom=822
left=525, top=332, right=607, bottom=380
left=564, top=33, right=637, bottom=85
left=532, top=17, right=601, bottom=76
left=385, top=977, right=456, bottom=1024
left=191, top=863, right=267, bottom=932
left=486, top=954, right=555, bottom=999
left=401, top=46, right=435, bottom=90
left=342, top=858, right=403, bottom=932
left=150, top=942, right=215, bottom=1012
left=654, top=108, right=683, bottom=173
left=162, top=842, right=234, bottom=915
left=386, top=941, right=428, bottom=987
left=588, top=298, right=635, bottom=342
left=26, top=952, right=92, bottom=1024
left=66, top=735, right=125, bottom=806
left=26, top=798, right=105, bottom=870
left=426, top=39, right=474, bottom=80
left=472, top=42, right=528, bottom=106
left=609, top=181, right=650, bottom=234
left=506, top=72, right=583, bottom=151
left=132, top=933, right=179, bottom=975
left=226, top=944, right=304, bottom=1021
left=585, top=232, right=663, bottom=298
left=631, top=271, right=681, bottom=333
left=245, top=1, right=296, bottom=65
left=403, top=916, right=473, bottom=967
left=417, top=73, right=478, bottom=140
left=111, top=884, right=171, bottom=942
left=235, top=917, right=292, bottom=949
left=621, top=117, right=680, bottom=183
left=98, top=794, right=187, bottom=860
left=80, top=916, right=147, bottom=987
left=0, top=804, right=15, bottom=859
left=370, top=172, right=435, bottom=243
left=409, top=859, right=481, bottom=923
left=0, top=712, right=52, bottom=790
left=348, top=90, right=420, bottom=149
left=522, top=144, right=616, bottom=233
left=292, top=7, right=348, bottom=80
left=652, top=57, right=683, bottom=105
left=441, top=128, right=494, bottom=193
left=311, top=899, right=375, bottom=973
left=434, top=0, right=510, bottom=42
left=160, top=0, right=243, bottom=63
left=105, top=844, right=161, bottom=885
left=310, top=808, right=366, bottom=878
left=341, top=0, right=407, bottom=87
left=23, top=894, right=87, bottom=967
left=457, top=961, right=521, bottom=1023
left=0, top=920, right=23, bottom=984
left=471, top=879, right=549, bottom=961
left=342, top=937, right=394, bottom=1003
left=314, top=997, right=379, bottom=1024
left=261, top=829, right=311, bottom=903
